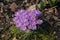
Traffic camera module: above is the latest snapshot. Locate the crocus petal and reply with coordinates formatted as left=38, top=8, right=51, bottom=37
left=28, top=24, right=36, bottom=30
left=15, top=23, right=22, bottom=28
left=24, top=29, right=30, bottom=33
left=15, top=9, right=25, bottom=16
left=32, top=25, right=36, bottom=30
left=20, top=25, right=26, bottom=31
left=36, top=20, right=43, bottom=24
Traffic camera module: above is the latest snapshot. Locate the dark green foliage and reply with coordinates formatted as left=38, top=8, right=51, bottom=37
left=37, top=0, right=58, bottom=9
left=49, top=0, right=57, bottom=6
left=37, top=0, right=46, bottom=9
left=9, top=25, right=23, bottom=36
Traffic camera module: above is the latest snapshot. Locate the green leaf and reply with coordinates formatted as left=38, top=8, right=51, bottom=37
left=9, top=25, right=23, bottom=36
left=22, top=31, right=33, bottom=40
left=37, top=1, right=46, bottom=9
left=49, top=0, right=57, bottom=6
left=42, top=0, right=46, bottom=5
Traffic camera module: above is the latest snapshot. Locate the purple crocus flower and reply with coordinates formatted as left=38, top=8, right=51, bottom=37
left=13, top=9, right=43, bottom=33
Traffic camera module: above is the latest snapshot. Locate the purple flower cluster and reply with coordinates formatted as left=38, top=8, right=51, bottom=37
left=13, top=9, right=43, bottom=32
